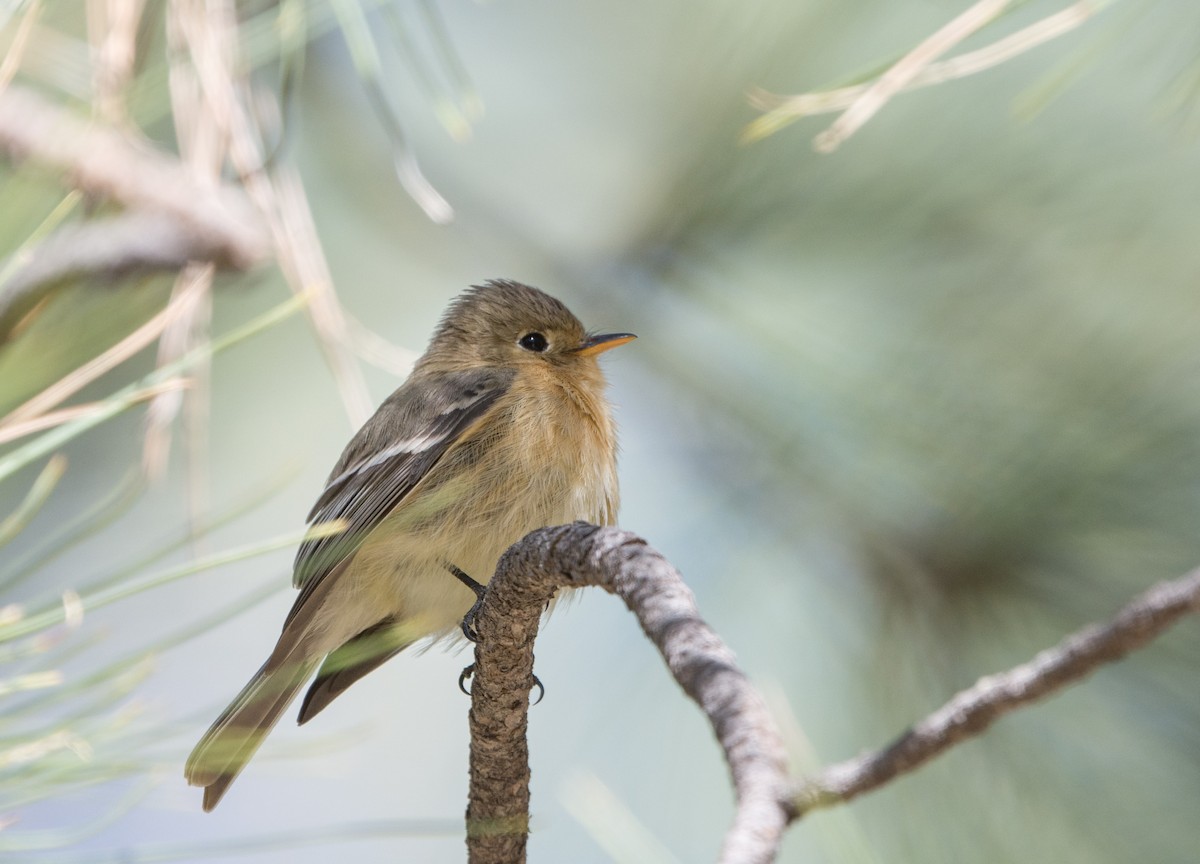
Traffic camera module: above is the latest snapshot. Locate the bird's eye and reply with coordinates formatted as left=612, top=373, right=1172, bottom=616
left=518, top=332, right=549, bottom=353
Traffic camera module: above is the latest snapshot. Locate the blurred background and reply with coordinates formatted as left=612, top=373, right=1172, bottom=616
left=3, top=0, right=1200, bottom=861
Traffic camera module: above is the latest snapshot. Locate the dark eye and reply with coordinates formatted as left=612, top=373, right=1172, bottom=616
left=518, top=332, right=549, bottom=352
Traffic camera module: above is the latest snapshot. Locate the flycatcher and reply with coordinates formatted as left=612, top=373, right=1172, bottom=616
left=185, top=280, right=634, bottom=810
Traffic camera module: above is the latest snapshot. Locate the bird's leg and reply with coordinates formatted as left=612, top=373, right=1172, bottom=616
left=447, top=562, right=544, bottom=704
left=448, top=564, right=484, bottom=694
left=447, top=563, right=486, bottom=642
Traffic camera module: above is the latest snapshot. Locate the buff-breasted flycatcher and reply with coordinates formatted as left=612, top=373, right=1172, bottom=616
left=185, top=279, right=634, bottom=810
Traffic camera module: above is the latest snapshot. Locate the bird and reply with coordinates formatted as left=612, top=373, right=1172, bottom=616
left=184, top=280, right=634, bottom=811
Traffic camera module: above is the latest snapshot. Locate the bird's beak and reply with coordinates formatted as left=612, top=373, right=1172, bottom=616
left=575, top=332, right=637, bottom=357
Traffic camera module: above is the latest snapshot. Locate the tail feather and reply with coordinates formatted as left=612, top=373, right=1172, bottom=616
left=185, top=657, right=318, bottom=811
left=298, top=618, right=414, bottom=725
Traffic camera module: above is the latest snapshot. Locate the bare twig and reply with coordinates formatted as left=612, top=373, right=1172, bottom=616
left=142, top=0, right=231, bottom=506
left=3, top=15, right=374, bottom=429
left=0, top=83, right=268, bottom=268
left=142, top=262, right=212, bottom=481
left=168, top=0, right=373, bottom=425
left=0, top=210, right=218, bottom=335
left=0, top=82, right=269, bottom=336
left=468, top=523, right=793, bottom=864
left=744, top=0, right=1106, bottom=150
left=814, top=0, right=1011, bottom=153
left=790, top=567, right=1200, bottom=815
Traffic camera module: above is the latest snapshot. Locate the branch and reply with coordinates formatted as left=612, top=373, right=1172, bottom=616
left=0, top=211, right=231, bottom=334
left=791, top=566, right=1200, bottom=816
left=467, top=523, right=792, bottom=864
left=468, top=524, right=1200, bottom=863
left=0, top=84, right=267, bottom=266
left=0, top=84, right=270, bottom=333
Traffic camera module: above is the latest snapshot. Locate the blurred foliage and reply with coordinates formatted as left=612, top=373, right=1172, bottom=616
left=0, top=0, right=475, bottom=858
left=0, top=295, right=315, bottom=855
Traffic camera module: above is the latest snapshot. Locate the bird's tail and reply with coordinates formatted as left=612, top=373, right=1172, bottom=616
left=184, top=655, right=318, bottom=811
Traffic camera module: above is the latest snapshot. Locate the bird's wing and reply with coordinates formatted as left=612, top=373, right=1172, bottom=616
left=286, top=366, right=515, bottom=623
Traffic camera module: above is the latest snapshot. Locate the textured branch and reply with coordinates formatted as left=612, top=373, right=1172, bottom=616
left=791, top=567, right=1200, bottom=816
left=0, top=83, right=269, bottom=332
left=467, top=523, right=792, bottom=864
left=469, top=526, right=1200, bottom=863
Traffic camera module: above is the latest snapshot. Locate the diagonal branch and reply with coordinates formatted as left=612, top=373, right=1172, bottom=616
left=466, top=523, right=792, bottom=864
left=790, top=566, right=1200, bottom=816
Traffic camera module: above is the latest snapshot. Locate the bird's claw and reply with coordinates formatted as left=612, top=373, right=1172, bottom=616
left=460, top=596, right=484, bottom=643
left=448, top=563, right=542, bottom=705
left=458, top=664, right=544, bottom=705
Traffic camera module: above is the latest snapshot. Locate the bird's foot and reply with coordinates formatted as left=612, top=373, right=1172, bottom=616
left=447, top=563, right=543, bottom=704
left=448, top=563, right=486, bottom=642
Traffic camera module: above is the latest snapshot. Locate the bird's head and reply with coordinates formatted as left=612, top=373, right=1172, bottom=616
left=420, top=279, right=635, bottom=373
